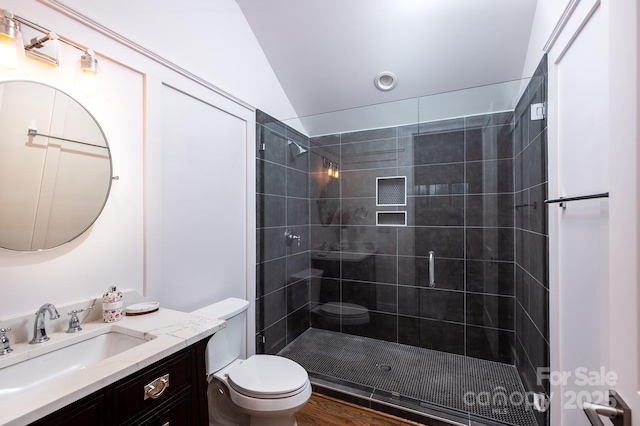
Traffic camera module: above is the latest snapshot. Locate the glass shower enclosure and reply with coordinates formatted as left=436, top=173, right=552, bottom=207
left=256, top=69, right=549, bottom=426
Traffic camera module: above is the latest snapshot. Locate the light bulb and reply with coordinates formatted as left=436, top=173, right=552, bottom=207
left=80, top=68, right=98, bottom=96
left=0, top=10, right=25, bottom=70
left=0, top=34, right=19, bottom=69
left=334, top=168, right=339, bottom=179
left=327, top=167, right=333, bottom=177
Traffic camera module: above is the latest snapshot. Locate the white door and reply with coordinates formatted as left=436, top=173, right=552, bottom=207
left=547, top=0, right=640, bottom=424
left=145, top=79, right=257, bottom=355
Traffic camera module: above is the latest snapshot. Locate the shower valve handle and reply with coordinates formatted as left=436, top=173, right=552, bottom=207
left=285, top=230, right=301, bottom=247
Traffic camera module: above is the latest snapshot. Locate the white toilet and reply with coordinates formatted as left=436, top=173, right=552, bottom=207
left=301, top=268, right=370, bottom=327
left=191, top=298, right=311, bottom=426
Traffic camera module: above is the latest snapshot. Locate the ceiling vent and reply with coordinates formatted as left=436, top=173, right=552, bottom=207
left=374, top=71, right=397, bottom=91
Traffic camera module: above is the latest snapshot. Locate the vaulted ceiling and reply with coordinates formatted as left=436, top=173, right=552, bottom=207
left=236, top=0, right=538, bottom=118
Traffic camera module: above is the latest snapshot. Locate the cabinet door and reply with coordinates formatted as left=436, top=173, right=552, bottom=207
left=28, top=341, right=209, bottom=425
left=30, top=393, right=107, bottom=426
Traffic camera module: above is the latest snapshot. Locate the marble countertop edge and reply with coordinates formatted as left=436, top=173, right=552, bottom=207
left=0, top=308, right=225, bottom=426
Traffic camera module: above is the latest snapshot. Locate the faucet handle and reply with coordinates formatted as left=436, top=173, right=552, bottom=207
left=68, top=306, right=92, bottom=315
left=66, top=306, right=92, bottom=334
left=284, top=229, right=302, bottom=247
left=0, top=327, right=12, bottom=354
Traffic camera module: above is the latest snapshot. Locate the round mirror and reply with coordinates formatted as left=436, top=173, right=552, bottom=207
left=316, top=178, right=340, bottom=226
left=0, top=81, right=112, bottom=251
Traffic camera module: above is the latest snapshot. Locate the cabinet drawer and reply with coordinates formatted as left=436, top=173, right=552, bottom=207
left=114, top=350, right=191, bottom=424
left=139, top=389, right=191, bottom=426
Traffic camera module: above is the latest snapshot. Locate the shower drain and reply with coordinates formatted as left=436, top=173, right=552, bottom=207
left=377, top=364, right=392, bottom=371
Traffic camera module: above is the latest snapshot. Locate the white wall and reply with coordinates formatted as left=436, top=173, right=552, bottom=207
left=0, top=41, right=145, bottom=316
left=0, top=0, right=289, bottom=353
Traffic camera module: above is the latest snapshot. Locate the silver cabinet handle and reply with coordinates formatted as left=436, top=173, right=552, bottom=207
left=583, top=391, right=631, bottom=426
left=144, top=374, right=170, bottom=400
left=428, top=251, right=436, bottom=287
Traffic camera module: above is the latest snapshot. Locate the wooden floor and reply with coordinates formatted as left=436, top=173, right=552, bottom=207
left=296, top=392, right=425, bottom=426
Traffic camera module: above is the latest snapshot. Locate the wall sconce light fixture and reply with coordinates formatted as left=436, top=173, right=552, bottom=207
left=78, top=49, right=99, bottom=96
left=0, top=8, right=100, bottom=95
left=323, top=158, right=339, bottom=179
left=0, top=9, right=24, bottom=70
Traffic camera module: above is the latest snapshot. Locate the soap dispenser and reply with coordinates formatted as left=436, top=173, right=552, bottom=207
left=102, top=285, right=123, bottom=322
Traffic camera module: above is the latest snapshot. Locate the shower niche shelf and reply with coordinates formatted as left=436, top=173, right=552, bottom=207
left=376, top=211, right=407, bottom=227
left=376, top=176, right=406, bottom=206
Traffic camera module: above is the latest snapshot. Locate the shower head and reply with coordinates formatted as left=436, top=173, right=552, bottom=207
left=288, top=139, right=308, bottom=156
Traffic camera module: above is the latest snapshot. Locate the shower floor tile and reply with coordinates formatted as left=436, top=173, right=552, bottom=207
left=278, top=328, right=538, bottom=426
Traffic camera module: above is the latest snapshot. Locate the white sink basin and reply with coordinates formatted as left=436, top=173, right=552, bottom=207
left=0, top=332, right=148, bottom=401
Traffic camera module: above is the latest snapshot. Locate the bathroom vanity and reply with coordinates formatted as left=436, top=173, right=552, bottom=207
left=30, top=339, right=208, bottom=425
left=0, top=306, right=225, bottom=426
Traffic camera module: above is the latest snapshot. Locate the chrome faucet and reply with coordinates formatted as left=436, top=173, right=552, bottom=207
left=30, top=303, right=60, bottom=344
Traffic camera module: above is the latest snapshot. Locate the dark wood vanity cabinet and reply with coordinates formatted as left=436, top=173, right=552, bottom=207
left=30, top=393, right=108, bottom=426
left=30, top=338, right=209, bottom=426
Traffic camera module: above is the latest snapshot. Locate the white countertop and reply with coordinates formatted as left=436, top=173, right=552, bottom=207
left=0, top=308, right=225, bottom=426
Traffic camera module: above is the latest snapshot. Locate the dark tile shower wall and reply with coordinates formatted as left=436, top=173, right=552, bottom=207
left=256, top=110, right=311, bottom=354
left=514, top=56, right=549, bottom=426
left=308, top=112, right=517, bottom=364
left=257, top=69, right=550, bottom=424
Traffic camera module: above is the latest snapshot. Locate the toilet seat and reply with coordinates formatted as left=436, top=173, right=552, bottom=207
left=319, top=302, right=370, bottom=324
left=319, top=302, right=368, bottom=318
left=227, top=355, right=309, bottom=399
left=227, top=379, right=312, bottom=417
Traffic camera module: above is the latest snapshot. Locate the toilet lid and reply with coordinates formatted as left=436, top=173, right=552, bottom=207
left=320, top=302, right=369, bottom=318
left=227, top=355, right=308, bottom=397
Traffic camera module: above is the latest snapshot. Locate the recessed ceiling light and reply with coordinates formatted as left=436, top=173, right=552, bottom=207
left=374, top=71, right=397, bottom=91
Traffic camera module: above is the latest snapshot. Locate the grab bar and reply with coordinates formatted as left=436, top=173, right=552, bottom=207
left=583, top=391, right=631, bottom=426
left=428, top=251, right=436, bottom=288
left=28, top=128, right=108, bottom=149
left=545, top=192, right=609, bottom=208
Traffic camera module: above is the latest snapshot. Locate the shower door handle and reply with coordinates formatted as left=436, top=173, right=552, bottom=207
left=428, top=251, right=436, bottom=287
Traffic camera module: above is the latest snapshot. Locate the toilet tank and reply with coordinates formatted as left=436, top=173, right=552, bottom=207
left=300, top=268, right=324, bottom=307
left=191, top=298, right=249, bottom=375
